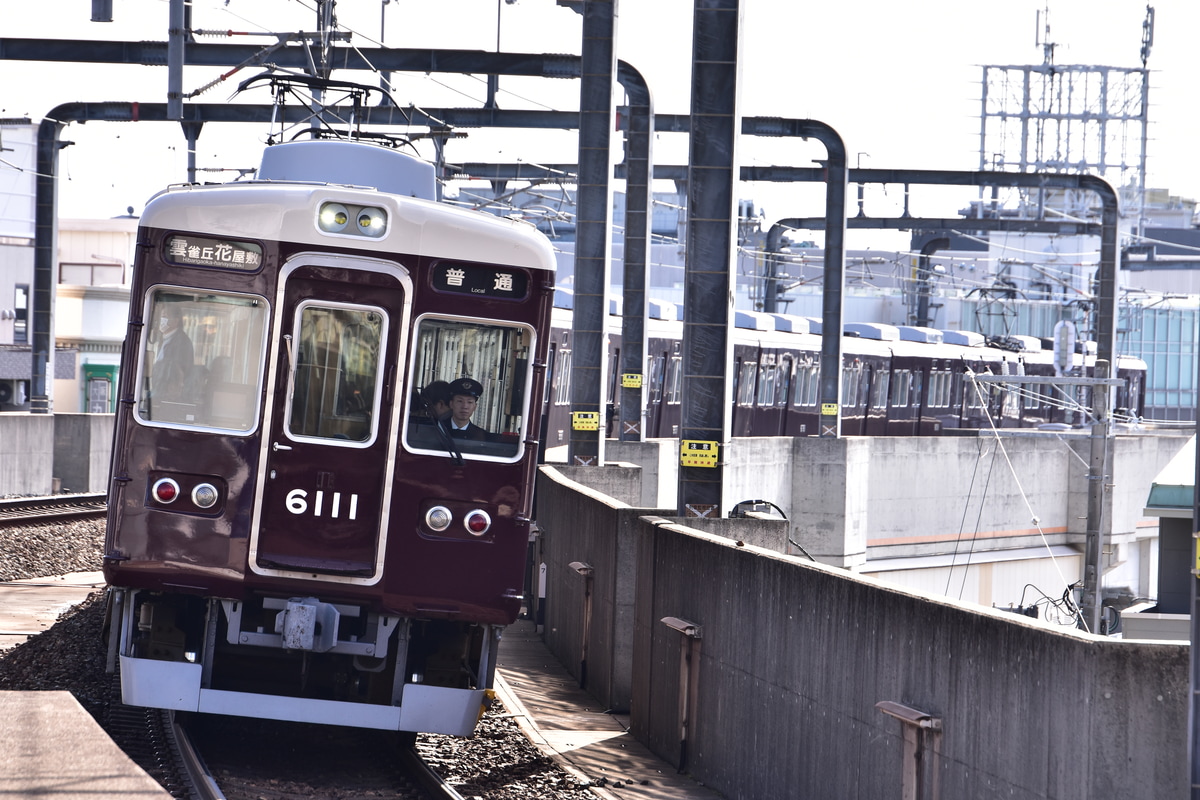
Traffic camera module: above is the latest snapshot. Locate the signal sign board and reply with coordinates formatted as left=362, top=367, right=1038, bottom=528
left=571, top=411, right=600, bottom=431
left=680, top=440, right=719, bottom=468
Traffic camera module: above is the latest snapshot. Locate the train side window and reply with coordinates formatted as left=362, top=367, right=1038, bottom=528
left=665, top=355, right=682, bottom=404
left=287, top=304, right=384, bottom=444
left=871, top=370, right=890, bottom=410
left=890, top=369, right=911, bottom=408
left=841, top=364, right=860, bottom=408
left=1022, top=382, right=1039, bottom=410
left=776, top=357, right=793, bottom=406
left=756, top=362, right=777, bottom=407
left=136, top=289, right=268, bottom=432
left=964, top=373, right=984, bottom=409
left=647, top=354, right=665, bottom=402
left=553, top=350, right=573, bottom=405
left=737, top=361, right=758, bottom=406
left=793, top=364, right=808, bottom=407
left=406, top=316, right=535, bottom=460
left=795, top=362, right=819, bottom=407
left=934, top=370, right=951, bottom=408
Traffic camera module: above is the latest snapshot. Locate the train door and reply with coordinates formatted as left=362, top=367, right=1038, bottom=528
left=250, top=256, right=410, bottom=584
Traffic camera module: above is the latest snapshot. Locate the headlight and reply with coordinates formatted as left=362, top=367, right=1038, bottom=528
left=192, top=482, right=220, bottom=509
left=425, top=506, right=453, bottom=532
left=318, top=202, right=350, bottom=233
left=317, top=201, right=387, bottom=238
left=357, top=207, right=387, bottom=237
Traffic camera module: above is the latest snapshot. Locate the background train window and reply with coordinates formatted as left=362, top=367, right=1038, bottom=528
left=870, top=370, right=890, bottom=410
left=553, top=349, right=572, bottom=405
left=136, top=289, right=268, bottom=431
left=287, top=303, right=385, bottom=445
left=840, top=363, right=861, bottom=408
left=964, top=376, right=985, bottom=409
left=890, top=369, right=912, bottom=408
left=646, top=353, right=664, bottom=403
left=776, top=357, right=793, bottom=406
left=737, top=361, right=758, bottom=406
left=756, top=361, right=777, bottom=407
left=407, top=316, right=534, bottom=459
left=664, top=355, right=683, bottom=404
left=1022, top=383, right=1041, bottom=410
left=930, top=369, right=951, bottom=408
left=794, top=362, right=819, bottom=407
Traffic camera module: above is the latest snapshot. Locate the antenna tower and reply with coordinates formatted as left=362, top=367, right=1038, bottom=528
left=978, top=6, right=1153, bottom=236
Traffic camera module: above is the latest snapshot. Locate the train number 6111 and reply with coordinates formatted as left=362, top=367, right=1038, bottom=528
left=285, top=488, right=360, bottom=520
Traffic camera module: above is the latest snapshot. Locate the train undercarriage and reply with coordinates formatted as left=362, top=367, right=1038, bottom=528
left=106, top=588, right=499, bottom=735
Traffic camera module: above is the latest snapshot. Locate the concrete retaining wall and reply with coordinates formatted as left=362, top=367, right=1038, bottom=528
left=534, top=465, right=673, bottom=712
left=52, top=414, right=114, bottom=494
left=531, top=468, right=1189, bottom=798
left=0, top=413, right=113, bottom=496
left=0, top=414, right=55, bottom=496
left=630, top=517, right=1188, bottom=799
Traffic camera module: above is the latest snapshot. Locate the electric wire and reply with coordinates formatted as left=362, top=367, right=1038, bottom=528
left=961, top=367, right=1087, bottom=628
left=943, top=434, right=993, bottom=598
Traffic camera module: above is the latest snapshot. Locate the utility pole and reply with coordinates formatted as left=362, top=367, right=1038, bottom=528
left=1080, top=359, right=1113, bottom=633
left=972, top=365, right=1118, bottom=633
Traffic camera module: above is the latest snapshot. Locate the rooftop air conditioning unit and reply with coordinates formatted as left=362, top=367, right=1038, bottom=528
left=0, top=379, right=27, bottom=406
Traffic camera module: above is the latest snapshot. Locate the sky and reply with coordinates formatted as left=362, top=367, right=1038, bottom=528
left=1, top=0, right=1196, bottom=250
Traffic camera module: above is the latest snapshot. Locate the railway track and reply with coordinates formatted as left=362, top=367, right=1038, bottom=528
left=170, top=714, right=464, bottom=800
left=0, top=493, right=107, bottom=524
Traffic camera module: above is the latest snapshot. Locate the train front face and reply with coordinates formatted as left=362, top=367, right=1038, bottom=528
left=104, top=167, right=555, bottom=734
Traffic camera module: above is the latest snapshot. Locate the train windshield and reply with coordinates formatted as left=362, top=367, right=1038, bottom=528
left=135, top=289, right=268, bottom=432
left=406, top=316, right=534, bottom=460
left=286, top=302, right=386, bottom=445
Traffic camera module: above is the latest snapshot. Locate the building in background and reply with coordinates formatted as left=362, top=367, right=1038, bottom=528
left=0, top=118, right=133, bottom=413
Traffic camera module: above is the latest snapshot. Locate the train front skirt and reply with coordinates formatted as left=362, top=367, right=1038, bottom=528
left=111, top=588, right=496, bottom=736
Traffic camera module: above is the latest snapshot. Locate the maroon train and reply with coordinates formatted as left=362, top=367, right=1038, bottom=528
left=540, top=305, right=1146, bottom=448
left=103, top=140, right=555, bottom=735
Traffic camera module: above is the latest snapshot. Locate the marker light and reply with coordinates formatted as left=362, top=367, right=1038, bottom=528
left=464, top=509, right=491, bottom=536
left=357, top=206, right=387, bottom=238
left=425, top=506, right=453, bottom=532
left=318, top=202, right=350, bottom=233
left=152, top=477, right=180, bottom=504
left=192, top=482, right=219, bottom=509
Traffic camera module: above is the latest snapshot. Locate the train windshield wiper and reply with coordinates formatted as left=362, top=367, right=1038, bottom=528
left=430, top=414, right=464, bottom=466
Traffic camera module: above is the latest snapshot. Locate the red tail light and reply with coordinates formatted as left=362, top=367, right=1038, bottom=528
left=464, top=510, right=491, bottom=536
left=152, top=477, right=180, bottom=504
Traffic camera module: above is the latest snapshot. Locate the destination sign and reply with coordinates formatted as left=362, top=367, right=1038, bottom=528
left=432, top=262, right=529, bottom=300
left=165, top=235, right=263, bottom=271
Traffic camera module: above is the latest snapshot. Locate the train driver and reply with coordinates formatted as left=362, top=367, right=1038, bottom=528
left=152, top=303, right=195, bottom=406
left=446, top=378, right=490, bottom=441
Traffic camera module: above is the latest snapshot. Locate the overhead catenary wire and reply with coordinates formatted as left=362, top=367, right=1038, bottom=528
left=952, top=366, right=1087, bottom=628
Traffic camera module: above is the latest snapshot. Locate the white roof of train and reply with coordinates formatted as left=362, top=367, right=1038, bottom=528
left=141, top=141, right=556, bottom=273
